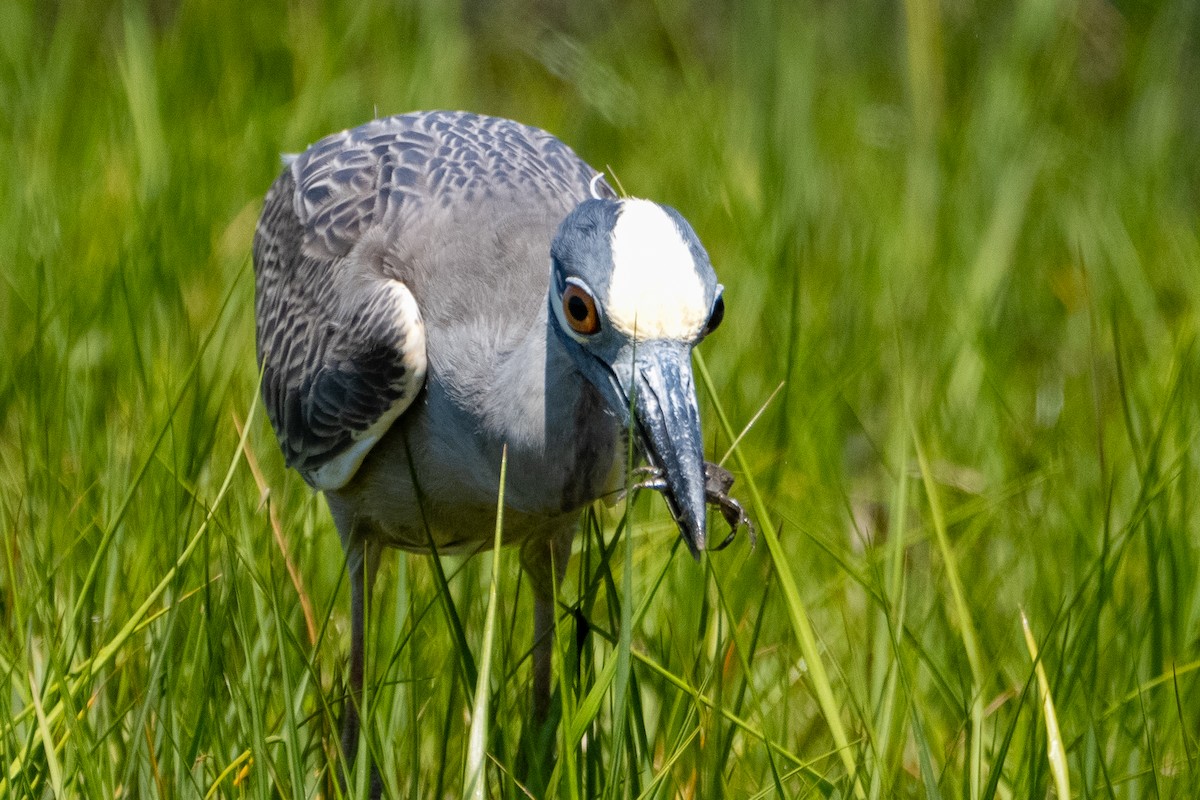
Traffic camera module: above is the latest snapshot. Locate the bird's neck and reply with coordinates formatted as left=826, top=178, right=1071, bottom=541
left=485, top=301, right=621, bottom=512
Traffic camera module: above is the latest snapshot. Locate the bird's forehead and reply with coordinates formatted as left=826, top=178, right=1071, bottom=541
left=605, top=200, right=710, bottom=341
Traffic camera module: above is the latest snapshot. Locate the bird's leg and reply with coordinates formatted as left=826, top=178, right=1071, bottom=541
left=524, top=526, right=574, bottom=725
left=517, top=526, right=574, bottom=796
left=343, top=541, right=366, bottom=764
left=531, top=594, right=555, bottom=724
left=342, top=533, right=382, bottom=794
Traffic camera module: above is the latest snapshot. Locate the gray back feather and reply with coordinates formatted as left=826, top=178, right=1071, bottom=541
left=253, top=111, right=616, bottom=486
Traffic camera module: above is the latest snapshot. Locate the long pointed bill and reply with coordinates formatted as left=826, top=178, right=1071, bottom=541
left=629, top=341, right=707, bottom=559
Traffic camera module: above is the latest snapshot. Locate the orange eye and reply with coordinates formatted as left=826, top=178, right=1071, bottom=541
left=562, top=283, right=600, bottom=335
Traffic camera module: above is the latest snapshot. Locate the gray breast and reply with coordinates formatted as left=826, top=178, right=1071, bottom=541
left=255, top=110, right=622, bottom=548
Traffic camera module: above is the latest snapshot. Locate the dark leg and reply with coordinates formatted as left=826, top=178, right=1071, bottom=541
left=341, top=539, right=366, bottom=763
left=330, top=503, right=382, bottom=797
left=530, top=589, right=556, bottom=725
left=517, top=526, right=574, bottom=797
left=522, top=526, right=575, bottom=725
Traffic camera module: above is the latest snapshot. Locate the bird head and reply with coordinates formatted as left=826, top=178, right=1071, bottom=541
left=549, top=197, right=724, bottom=558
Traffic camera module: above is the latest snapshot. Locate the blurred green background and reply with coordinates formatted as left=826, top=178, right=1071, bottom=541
left=1, top=0, right=1198, bottom=797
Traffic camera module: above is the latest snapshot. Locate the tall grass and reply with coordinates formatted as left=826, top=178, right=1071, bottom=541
left=2, top=0, right=1198, bottom=796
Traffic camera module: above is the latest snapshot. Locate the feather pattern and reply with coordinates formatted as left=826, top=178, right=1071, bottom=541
left=253, top=111, right=613, bottom=490
left=250, top=112, right=738, bottom=775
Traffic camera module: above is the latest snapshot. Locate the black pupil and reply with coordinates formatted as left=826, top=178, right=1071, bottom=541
left=568, top=295, right=589, bottom=322
left=706, top=295, right=725, bottom=332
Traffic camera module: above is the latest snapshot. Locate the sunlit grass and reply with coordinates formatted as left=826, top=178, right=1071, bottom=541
left=2, top=0, right=1198, bottom=797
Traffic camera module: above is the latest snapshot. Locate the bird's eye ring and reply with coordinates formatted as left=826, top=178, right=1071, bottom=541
left=562, top=283, right=600, bottom=335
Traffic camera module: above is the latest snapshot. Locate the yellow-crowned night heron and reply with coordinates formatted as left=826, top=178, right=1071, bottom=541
left=252, top=110, right=747, bottom=782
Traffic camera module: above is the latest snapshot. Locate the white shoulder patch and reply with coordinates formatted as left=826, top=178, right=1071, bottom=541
left=308, top=280, right=428, bottom=491
left=310, top=434, right=382, bottom=491
left=606, top=200, right=708, bottom=340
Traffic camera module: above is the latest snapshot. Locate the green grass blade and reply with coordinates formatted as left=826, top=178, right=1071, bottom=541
left=3, top=390, right=258, bottom=789
left=28, top=672, right=63, bottom=796
left=465, top=445, right=507, bottom=800
left=565, top=527, right=676, bottom=749
left=911, top=425, right=984, bottom=799
left=695, top=352, right=862, bottom=798
left=631, top=647, right=832, bottom=792
left=606, top=440, right=636, bottom=800
left=1021, top=611, right=1071, bottom=799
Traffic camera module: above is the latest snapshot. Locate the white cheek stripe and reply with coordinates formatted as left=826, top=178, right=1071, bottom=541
left=606, top=199, right=707, bottom=340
